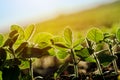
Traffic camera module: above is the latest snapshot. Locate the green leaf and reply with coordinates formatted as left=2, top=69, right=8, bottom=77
left=73, top=38, right=84, bottom=48
left=76, top=48, right=90, bottom=59
left=48, top=48, right=56, bottom=56
left=56, top=50, right=68, bottom=59
left=87, top=28, right=104, bottom=43
left=9, top=34, right=19, bottom=48
left=116, top=28, right=120, bottom=42
left=15, top=42, right=28, bottom=54
left=52, top=36, right=65, bottom=43
left=9, top=30, right=18, bottom=38
left=37, top=42, right=50, bottom=49
left=97, top=53, right=117, bottom=67
left=0, top=34, right=4, bottom=46
left=10, top=25, right=24, bottom=44
left=10, top=25, right=24, bottom=39
left=19, top=60, right=30, bottom=69
left=33, top=32, right=53, bottom=45
left=85, top=56, right=96, bottom=62
left=24, top=24, right=35, bottom=41
left=74, top=45, right=83, bottom=51
left=11, top=25, right=24, bottom=34
left=64, top=27, right=72, bottom=45
left=3, top=38, right=11, bottom=47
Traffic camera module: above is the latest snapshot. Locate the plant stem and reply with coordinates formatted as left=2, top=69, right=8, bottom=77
left=86, top=40, right=105, bottom=80
left=93, top=53, right=103, bottom=75
left=93, top=51, right=105, bottom=80
left=109, top=45, right=118, bottom=74
left=70, top=49, right=79, bottom=78
left=29, top=58, right=34, bottom=80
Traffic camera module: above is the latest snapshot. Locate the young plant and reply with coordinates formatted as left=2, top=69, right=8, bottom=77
left=52, top=27, right=83, bottom=80
left=0, top=24, right=52, bottom=80
left=86, top=28, right=117, bottom=79
left=103, top=32, right=119, bottom=75
left=86, top=28, right=104, bottom=76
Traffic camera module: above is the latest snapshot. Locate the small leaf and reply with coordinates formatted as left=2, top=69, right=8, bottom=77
left=9, top=30, right=18, bottom=38
left=9, top=34, right=19, bottom=48
left=37, top=42, right=49, bottom=49
left=87, top=28, right=104, bottom=43
left=56, top=50, right=68, bottom=59
left=76, top=48, right=90, bottom=59
left=85, top=56, right=96, bottom=62
left=64, top=27, right=72, bottom=45
left=19, top=60, right=30, bottom=69
left=116, top=28, right=120, bottom=42
left=48, top=48, right=56, bottom=56
left=24, top=24, right=35, bottom=41
left=73, top=38, right=84, bottom=48
left=3, top=38, right=11, bottom=47
left=15, top=42, right=28, bottom=54
left=11, top=25, right=24, bottom=34
left=74, top=45, right=83, bottom=50
left=3, top=34, right=19, bottom=48
left=33, top=32, right=53, bottom=45
left=97, top=53, right=117, bottom=67
left=52, top=36, right=65, bottom=43
left=11, top=25, right=24, bottom=44
left=0, top=34, right=4, bottom=46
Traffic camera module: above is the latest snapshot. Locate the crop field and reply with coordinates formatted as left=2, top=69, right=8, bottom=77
left=0, top=1, right=120, bottom=80
left=35, top=1, right=120, bottom=35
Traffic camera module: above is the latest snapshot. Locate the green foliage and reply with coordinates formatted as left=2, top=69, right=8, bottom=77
left=97, top=53, right=117, bottom=67
left=76, top=48, right=95, bottom=62
left=64, top=27, right=73, bottom=46
left=76, top=48, right=90, bottom=59
left=10, top=25, right=24, bottom=44
left=33, top=32, right=53, bottom=48
left=87, top=28, right=104, bottom=43
left=0, top=24, right=120, bottom=79
left=15, top=42, right=28, bottom=55
left=56, top=49, right=68, bottom=59
left=19, top=60, right=30, bottom=69
left=24, top=24, right=35, bottom=41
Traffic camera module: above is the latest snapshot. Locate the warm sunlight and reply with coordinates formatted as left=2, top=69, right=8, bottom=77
left=0, top=0, right=120, bottom=80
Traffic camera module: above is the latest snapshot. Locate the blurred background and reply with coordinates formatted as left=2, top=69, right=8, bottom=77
left=0, top=0, right=120, bottom=35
